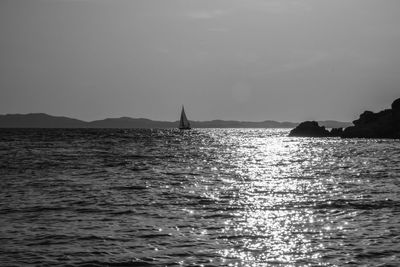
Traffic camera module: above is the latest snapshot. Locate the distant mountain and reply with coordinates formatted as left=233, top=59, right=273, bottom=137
left=0, top=113, right=87, bottom=128
left=88, top=117, right=175, bottom=128
left=0, top=113, right=352, bottom=129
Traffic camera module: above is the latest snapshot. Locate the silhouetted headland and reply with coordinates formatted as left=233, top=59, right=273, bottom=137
left=289, top=97, right=400, bottom=138
left=289, top=121, right=333, bottom=137
left=0, top=113, right=351, bottom=129
left=342, top=98, right=400, bottom=138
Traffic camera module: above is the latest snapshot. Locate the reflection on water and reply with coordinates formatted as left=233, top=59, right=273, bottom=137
left=0, top=128, right=399, bottom=266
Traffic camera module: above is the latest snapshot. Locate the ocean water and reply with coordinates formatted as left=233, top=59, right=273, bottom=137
left=0, top=128, right=399, bottom=266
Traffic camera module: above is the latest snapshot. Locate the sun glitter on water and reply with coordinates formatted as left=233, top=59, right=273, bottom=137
left=208, top=129, right=336, bottom=265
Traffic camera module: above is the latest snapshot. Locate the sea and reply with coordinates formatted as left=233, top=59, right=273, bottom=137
left=0, top=128, right=399, bottom=266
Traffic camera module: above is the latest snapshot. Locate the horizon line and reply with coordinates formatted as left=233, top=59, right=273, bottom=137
left=0, top=112, right=352, bottom=124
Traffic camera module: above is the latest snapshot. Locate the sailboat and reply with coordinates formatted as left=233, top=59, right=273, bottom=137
left=179, top=105, right=191, bottom=130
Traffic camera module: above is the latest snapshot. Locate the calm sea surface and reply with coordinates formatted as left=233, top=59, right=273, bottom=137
left=0, top=128, right=399, bottom=266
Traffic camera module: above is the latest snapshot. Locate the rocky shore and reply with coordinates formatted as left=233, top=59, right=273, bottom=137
left=289, top=98, right=400, bottom=139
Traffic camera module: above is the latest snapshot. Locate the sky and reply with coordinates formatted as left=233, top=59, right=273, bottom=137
left=1, top=0, right=399, bottom=122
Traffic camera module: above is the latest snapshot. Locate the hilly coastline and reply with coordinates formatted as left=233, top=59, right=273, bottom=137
left=0, top=113, right=352, bottom=129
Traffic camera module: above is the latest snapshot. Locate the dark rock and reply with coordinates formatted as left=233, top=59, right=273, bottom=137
left=289, top=121, right=331, bottom=137
left=289, top=97, right=400, bottom=139
left=392, top=98, right=400, bottom=111
left=342, top=98, right=400, bottom=139
left=330, top=127, right=343, bottom=137
left=353, top=111, right=376, bottom=126
left=392, top=98, right=400, bottom=119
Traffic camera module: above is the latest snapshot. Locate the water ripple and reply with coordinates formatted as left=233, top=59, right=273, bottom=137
left=0, top=128, right=399, bottom=266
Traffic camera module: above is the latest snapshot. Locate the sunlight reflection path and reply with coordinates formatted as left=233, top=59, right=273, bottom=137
left=205, top=129, right=348, bottom=265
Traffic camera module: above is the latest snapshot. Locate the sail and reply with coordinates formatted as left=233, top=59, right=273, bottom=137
left=179, top=106, right=191, bottom=129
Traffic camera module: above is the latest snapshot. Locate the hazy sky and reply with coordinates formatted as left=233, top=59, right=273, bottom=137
left=1, top=0, right=399, bottom=122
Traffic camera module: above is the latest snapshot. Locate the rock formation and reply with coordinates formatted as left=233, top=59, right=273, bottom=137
left=290, top=98, right=400, bottom=139
left=288, top=121, right=331, bottom=137
left=330, top=127, right=343, bottom=137
left=342, top=98, right=400, bottom=138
